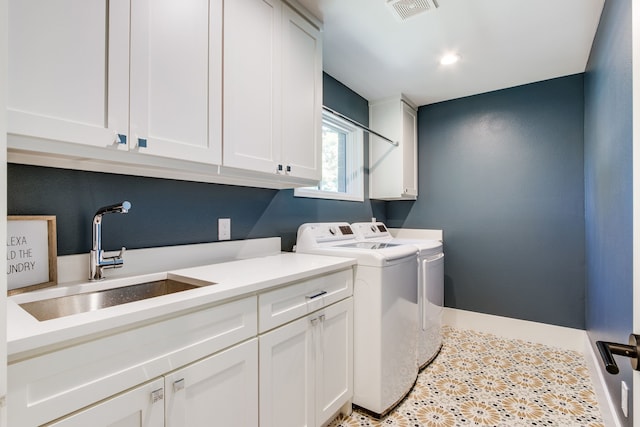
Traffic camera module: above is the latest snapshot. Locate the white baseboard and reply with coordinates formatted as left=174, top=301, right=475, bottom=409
left=442, top=307, right=585, bottom=351
left=442, top=307, right=620, bottom=427
left=584, top=336, right=622, bottom=427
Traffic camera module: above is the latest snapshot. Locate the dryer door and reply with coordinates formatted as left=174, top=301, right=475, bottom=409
left=422, top=253, right=444, bottom=331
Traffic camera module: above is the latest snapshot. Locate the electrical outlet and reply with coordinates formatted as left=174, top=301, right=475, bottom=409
left=218, top=218, right=231, bottom=240
left=621, top=381, right=629, bottom=417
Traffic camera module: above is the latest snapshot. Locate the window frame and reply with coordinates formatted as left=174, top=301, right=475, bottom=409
left=294, top=110, right=364, bottom=202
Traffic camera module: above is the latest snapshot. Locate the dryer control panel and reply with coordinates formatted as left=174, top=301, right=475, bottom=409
left=351, top=222, right=392, bottom=240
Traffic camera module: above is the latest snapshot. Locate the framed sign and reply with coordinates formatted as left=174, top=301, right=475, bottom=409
left=7, top=216, right=57, bottom=295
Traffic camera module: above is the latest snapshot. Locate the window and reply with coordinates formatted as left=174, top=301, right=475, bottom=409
left=295, top=110, right=364, bottom=201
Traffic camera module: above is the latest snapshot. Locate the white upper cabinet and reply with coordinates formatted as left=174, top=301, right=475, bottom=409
left=8, top=0, right=321, bottom=187
left=129, top=0, right=222, bottom=164
left=223, top=0, right=322, bottom=183
left=223, top=0, right=281, bottom=175
left=280, top=5, right=323, bottom=181
left=8, top=0, right=222, bottom=165
left=8, top=0, right=129, bottom=148
left=369, top=97, right=419, bottom=200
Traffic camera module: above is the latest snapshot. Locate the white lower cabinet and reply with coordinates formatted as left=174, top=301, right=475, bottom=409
left=165, top=338, right=258, bottom=427
left=259, top=297, right=353, bottom=427
left=45, top=378, right=165, bottom=427
left=9, top=267, right=355, bottom=426
left=8, top=296, right=257, bottom=426
left=316, top=299, right=354, bottom=424
left=46, top=338, right=258, bottom=427
left=260, top=312, right=314, bottom=427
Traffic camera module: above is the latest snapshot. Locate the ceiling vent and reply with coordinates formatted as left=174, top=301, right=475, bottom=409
left=387, top=0, right=439, bottom=21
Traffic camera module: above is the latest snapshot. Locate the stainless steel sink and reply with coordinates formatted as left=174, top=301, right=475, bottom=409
left=19, top=279, right=214, bottom=321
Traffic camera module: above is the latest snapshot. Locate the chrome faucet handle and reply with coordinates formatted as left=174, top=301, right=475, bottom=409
left=100, top=247, right=126, bottom=272
left=103, top=247, right=126, bottom=262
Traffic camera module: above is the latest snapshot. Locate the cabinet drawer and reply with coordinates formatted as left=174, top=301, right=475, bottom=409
left=8, top=296, right=257, bottom=427
left=44, top=378, right=165, bottom=427
left=259, top=268, right=353, bottom=333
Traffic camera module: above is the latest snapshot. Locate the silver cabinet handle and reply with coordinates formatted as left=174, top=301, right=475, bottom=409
left=138, top=138, right=148, bottom=148
left=117, top=133, right=127, bottom=145
left=310, top=314, right=325, bottom=326
left=173, top=378, right=185, bottom=392
left=306, top=290, right=327, bottom=300
left=150, top=388, right=164, bottom=403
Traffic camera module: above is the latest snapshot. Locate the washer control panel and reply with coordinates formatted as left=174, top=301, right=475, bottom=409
left=296, top=222, right=357, bottom=246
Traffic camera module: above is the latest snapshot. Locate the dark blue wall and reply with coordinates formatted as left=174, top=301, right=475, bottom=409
left=387, top=75, right=586, bottom=329
left=584, top=0, right=633, bottom=424
left=7, top=73, right=385, bottom=254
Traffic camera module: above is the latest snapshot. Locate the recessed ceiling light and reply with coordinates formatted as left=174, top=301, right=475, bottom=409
left=440, top=53, right=460, bottom=66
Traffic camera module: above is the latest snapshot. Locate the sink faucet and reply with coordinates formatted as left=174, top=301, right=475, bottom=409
left=90, top=201, right=132, bottom=281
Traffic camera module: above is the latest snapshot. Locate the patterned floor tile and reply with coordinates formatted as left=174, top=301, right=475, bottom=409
left=328, top=326, right=604, bottom=427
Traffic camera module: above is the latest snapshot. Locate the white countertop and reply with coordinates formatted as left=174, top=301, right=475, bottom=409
left=7, top=252, right=355, bottom=360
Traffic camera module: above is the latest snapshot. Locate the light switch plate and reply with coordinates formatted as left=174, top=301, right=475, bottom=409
left=621, top=381, right=629, bottom=417
left=218, top=218, right=231, bottom=240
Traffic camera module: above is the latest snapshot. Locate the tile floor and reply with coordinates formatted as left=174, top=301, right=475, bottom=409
left=328, top=326, right=604, bottom=427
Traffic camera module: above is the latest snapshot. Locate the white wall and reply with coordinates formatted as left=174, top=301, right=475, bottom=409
left=1, top=0, right=8, bottom=423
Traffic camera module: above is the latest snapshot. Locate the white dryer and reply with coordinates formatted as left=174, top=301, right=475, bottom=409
left=351, top=222, right=444, bottom=369
left=295, top=222, right=418, bottom=417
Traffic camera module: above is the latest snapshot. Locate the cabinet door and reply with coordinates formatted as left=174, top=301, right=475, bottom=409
left=44, top=379, right=164, bottom=427
left=129, top=0, right=222, bottom=164
left=8, top=0, right=129, bottom=148
left=280, top=4, right=322, bottom=181
left=223, top=0, right=282, bottom=174
left=401, top=101, right=418, bottom=197
left=260, top=316, right=314, bottom=427
left=369, top=99, right=418, bottom=200
left=165, top=339, right=258, bottom=427
left=316, top=298, right=353, bottom=426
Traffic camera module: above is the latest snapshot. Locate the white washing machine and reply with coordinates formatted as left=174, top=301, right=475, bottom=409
left=351, top=222, right=444, bottom=369
left=295, top=222, right=418, bottom=417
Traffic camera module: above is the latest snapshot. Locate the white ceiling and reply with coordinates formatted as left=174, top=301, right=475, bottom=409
left=296, top=0, right=605, bottom=107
